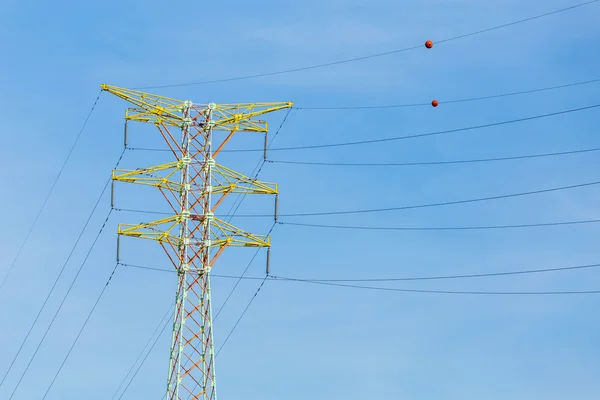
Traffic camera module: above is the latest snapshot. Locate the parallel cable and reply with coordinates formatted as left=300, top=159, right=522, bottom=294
left=136, top=1, right=599, bottom=89
left=261, top=104, right=600, bottom=152
left=0, top=91, right=102, bottom=294
left=7, top=149, right=126, bottom=399
left=115, top=304, right=173, bottom=400
left=128, top=103, right=600, bottom=153
left=120, top=261, right=600, bottom=284
left=280, top=278, right=600, bottom=295
left=41, top=263, right=120, bottom=399
left=241, top=179, right=600, bottom=218
left=268, top=147, right=600, bottom=167
left=277, top=218, right=600, bottom=231
left=8, top=209, right=115, bottom=399
left=215, top=277, right=268, bottom=356
left=0, top=174, right=112, bottom=389
left=295, top=78, right=600, bottom=110
left=114, top=180, right=600, bottom=219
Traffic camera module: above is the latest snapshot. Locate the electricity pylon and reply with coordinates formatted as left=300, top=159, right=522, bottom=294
left=102, top=84, right=292, bottom=400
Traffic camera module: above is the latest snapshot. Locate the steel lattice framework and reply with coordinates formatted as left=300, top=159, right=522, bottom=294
left=102, top=84, right=292, bottom=400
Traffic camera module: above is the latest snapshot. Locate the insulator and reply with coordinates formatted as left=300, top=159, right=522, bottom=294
left=124, top=120, right=128, bottom=147
left=263, top=132, right=268, bottom=160
left=266, top=247, right=271, bottom=275
left=274, top=195, right=279, bottom=222
left=116, top=236, right=121, bottom=263
left=111, top=180, right=115, bottom=208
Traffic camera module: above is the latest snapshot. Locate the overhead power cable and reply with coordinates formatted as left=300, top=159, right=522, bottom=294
left=127, top=103, right=600, bottom=153
left=0, top=174, right=113, bottom=390
left=260, top=104, right=600, bottom=152
left=268, top=147, right=600, bottom=167
left=120, top=260, right=600, bottom=285
left=215, top=277, right=268, bottom=357
left=114, top=303, right=173, bottom=400
left=41, top=263, right=120, bottom=399
left=294, top=78, right=600, bottom=110
left=0, top=91, right=102, bottom=294
left=135, top=0, right=599, bottom=89
left=7, top=149, right=126, bottom=399
left=234, top=179, right=600, bottom=218
left=277, top=218, right=600, bottom=231
left=281, top=278, right=600, bottom=295
left=115, top=179, right=600, bottom=219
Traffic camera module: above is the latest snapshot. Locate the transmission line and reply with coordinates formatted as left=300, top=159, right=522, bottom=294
left=127, top=103, right=600, bottom=153
left=0, top=175, right=113, bottom=390
left=115, top=179, right=600, bottom=219
left=262, top=104, right=600, bottom=152
left=120, top=261, right=600, bottom=284
left=228, top=179, right=600, bottom=218
left=136, top=0, right=599, bottom=89
left=41, top=263, right=120, bottom=399
left=277, top=218, right=600, bottom=231
left=280, top=278, right=600, bottom=296
left=0, top=91, right=102, bottom=294
left=295, top=78, right=600, bottom=110
left=7, top=150, right=126, bottom=399
left=114, top=303, right=173, bottom=400
left=268, top=147, right=600, bottom=167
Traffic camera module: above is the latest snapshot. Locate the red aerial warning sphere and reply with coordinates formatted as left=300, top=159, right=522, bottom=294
left=431, top=100, right=439, bottom=107
left=425, top=40, right=433, bottom=49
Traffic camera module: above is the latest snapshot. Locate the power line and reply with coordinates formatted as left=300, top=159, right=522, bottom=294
left=261, top=103, right=600, bottom=152
left=8, top=209, right=115, bottom=399
left=126, top=103, right=600, bottom=153
left=281, top=278, right=600, bottom=296
left=268, top=147, right=600, bottom=167
left=0, top=91, right=102, bottom=294
left=294, top=78, right=600, bottom=110
left=120, top=261, right=600, bottom=284
left=0, top=176, right=113, bottom=389
left=135, top=1, right=599, bottom=89
left=215, top=277, right=268, bottom=357
left=41, top=263, right=120, bottom=399
left=114, top=303, right=173, bottom=400
left=277, top=218, right=600, bottom=231
left=7, top=150, right=126, bottom=399
left=233, top=179, right=600, bottom=218
left=115, top=179, right=600, bottom=219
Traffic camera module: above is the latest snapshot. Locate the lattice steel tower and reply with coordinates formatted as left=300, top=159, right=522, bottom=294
left=102, top=84, right=292, bottom=399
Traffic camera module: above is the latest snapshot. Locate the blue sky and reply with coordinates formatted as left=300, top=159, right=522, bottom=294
left=1, top=0, right=600, bottom=399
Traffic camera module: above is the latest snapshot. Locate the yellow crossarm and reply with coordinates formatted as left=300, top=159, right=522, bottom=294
left=212, top=102, right=293, bottom=132
left=101, top=84, right=188, bottom=127
left=112, top=161, right=183, bottom=190
left=118, top=215, right=183, bottom=245
left=118, top=215, right=270, bottom=248
left=212, top=164, right=278, bottom=195
left=113, top=161, right=277, bottom=195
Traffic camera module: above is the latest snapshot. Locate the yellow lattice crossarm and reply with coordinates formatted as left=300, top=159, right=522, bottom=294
left=212, top=102, right=293, bottom=132
left=112, top=161, right=183, bottom=189
left=101, top=84, right=189, bottom=127
left=124, top=108, right=186, bottom=128
left=113, top=161, right=277, bottom=196
left=212, top=164, right=277, bottom=195
left=118, top=215, right=183, bottom=245
left=118, top=214, right=270, bottom=248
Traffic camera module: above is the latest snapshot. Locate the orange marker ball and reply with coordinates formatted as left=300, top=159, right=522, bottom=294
left=431, top=100, right=439, bottom=107
left=425, top=40, right=433, bottom=49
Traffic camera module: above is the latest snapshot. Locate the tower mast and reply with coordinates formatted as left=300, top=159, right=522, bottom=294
left=103, top=84, right=291, bottom=399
